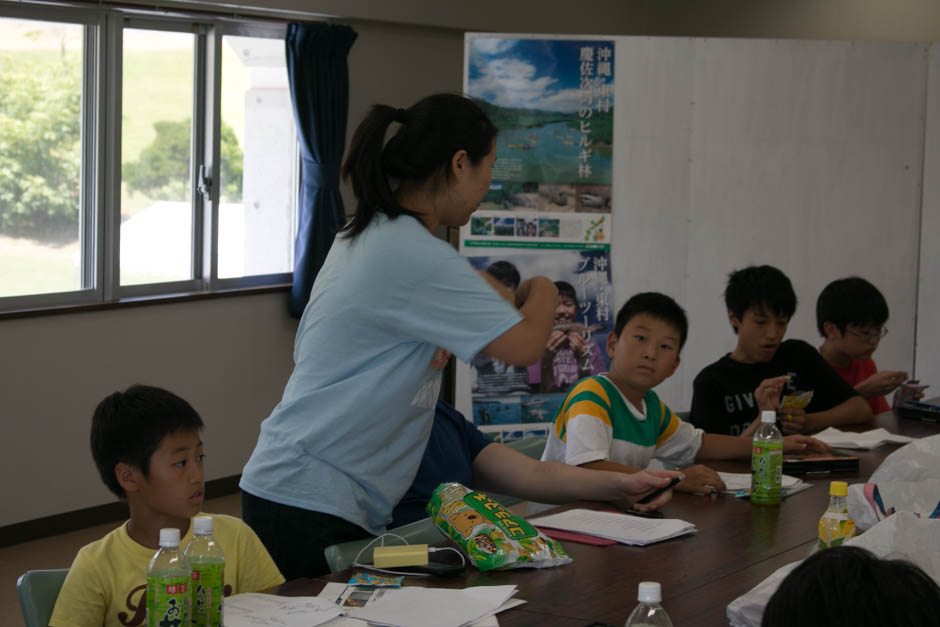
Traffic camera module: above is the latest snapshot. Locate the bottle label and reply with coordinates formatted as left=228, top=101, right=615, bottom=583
left=146, top=575, right=190, bottom=627
left=751, top=441, right=783, bottom=504
left=818, top=511, right=856, bottom=549
left=191, top=562, right=224, bottom=626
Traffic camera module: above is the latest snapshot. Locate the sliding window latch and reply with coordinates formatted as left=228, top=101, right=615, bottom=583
left=197, top=164, right=212, bottom=200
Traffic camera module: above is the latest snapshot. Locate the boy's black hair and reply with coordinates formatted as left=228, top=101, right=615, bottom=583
left=724, top=265, right=797, bottom=332
left=555, top=281, right=579, bottom=307
left=763, top=546, right=940, bottom=627
left=486, top=260, right=521, bottom=291
left=90, top=384, right=204, bottom=499
left=815, top=277, right=889, bottom=337
left=614, top=292, right=689, bottom=351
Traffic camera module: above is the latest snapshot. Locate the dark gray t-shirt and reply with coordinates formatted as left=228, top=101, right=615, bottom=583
left=690, top=339, right=859, bottom=436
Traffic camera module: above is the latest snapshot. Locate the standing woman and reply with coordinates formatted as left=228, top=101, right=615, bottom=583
left=239, top=94, right=558, bottom=578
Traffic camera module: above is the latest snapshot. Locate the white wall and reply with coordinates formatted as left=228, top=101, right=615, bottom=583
left=612, top=38, right=928, bottom=410
left=0, top=295, right=297, bottom=526
left=917, top=44, right=940, bottom=388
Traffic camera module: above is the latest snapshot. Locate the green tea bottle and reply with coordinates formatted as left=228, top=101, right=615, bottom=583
left=184, top=516, right=225, bottom=627
left=750, top=410, right=783, bottom=505
left=147, top=528, right=191, bottom=627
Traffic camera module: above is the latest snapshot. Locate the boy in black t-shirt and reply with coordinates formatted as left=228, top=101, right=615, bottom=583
left=690, top=265, right=872, bottom=436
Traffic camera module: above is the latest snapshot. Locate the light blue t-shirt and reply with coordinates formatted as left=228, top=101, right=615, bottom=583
left=240, top=214, right=523, bottom=535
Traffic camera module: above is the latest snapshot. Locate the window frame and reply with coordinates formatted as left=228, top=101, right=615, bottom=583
left=0, top=1, right=297, bottom=314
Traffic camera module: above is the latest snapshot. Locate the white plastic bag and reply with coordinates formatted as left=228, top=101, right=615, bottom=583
left=845, top=434, right=940, bottom=530
left=869, top=433, right=940, bottom=482
left=726, top=512, right=940, bottom=627
left=847, top=479, right=940, bottom=531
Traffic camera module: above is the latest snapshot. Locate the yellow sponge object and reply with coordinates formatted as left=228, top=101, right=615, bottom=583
left=373, top=544, right=429, bottom=568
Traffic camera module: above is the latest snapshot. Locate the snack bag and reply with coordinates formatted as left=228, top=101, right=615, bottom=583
left=780, top=390, right=813, bottom=411
left=427, top=482, right=572, bottom=571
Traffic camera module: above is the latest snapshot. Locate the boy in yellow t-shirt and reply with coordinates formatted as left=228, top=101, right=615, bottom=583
left=51, top=385, right=284, bottom=627
left=542, top=293, right=829, bottom=494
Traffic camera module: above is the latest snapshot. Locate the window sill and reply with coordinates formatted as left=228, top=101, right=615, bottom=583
left=0, top=283, right=292, bottom=321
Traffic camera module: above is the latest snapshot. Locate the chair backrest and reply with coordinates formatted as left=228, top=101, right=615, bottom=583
left=323, top=517, right=444, bottom=573
left=17, top=569, right=69, bottom=627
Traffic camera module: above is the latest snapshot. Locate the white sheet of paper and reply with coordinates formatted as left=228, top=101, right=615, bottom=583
left=223, top=592, right=344, bottom=627
left=529, top=508, right=696, bottom=545
left=718, top=472, right=802, bottom=492
left=345, top=585, right=518, bottom=627
left=814, top=427, right=914, bottom=449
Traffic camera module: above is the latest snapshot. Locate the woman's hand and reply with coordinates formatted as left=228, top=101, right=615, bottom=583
left=478, top=271, right=515, bottom=304
left=515, top=276, right=557, bottom=310
left=613, top=469, right=682, bottom=512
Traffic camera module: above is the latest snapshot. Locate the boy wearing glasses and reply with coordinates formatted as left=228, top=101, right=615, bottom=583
left=690, top=266, right=872, bottom=436
left=817, top=277, right=913, bottom=413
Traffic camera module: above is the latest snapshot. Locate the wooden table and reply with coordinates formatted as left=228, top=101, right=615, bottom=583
left=279, top=407, right=939, bottom=626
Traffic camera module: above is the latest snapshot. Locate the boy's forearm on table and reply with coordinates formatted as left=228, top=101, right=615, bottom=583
left=696, top=434, right=751, bottom=461
left=806, top=396, right=874, bottom=431
left=854, top=381, right=875, bottom=398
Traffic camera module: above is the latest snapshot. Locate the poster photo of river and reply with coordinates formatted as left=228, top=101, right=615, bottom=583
left=465, top=36, right=614, bottom=187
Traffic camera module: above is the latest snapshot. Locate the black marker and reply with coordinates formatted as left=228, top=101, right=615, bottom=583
left=635, top=474, right=684, bottom=505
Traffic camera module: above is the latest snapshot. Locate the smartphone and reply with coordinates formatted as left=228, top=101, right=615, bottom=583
left=635, top=474, right=684, bottom=505
left=397, top=560, right=466, bottom=576
left=893, top=380, right=930, bottom=408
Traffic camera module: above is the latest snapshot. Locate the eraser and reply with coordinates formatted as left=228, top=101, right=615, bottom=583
left=373, top=544, right=429, bottom=568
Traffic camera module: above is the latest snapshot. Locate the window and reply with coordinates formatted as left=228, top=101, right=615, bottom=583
left=218, top=33, right=297, bottom=279
left=0, top=14, right=87, bottom=300
left=120, top=26, right=196, bottom=286
left=0, top=2, right=297, bottom=312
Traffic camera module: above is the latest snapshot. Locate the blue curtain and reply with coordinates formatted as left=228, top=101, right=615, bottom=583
left=285, top=22, right=358, bottom=317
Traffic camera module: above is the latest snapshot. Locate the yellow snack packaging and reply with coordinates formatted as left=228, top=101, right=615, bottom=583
left=427, top=482, right=572, bottom=571
left=780, top=390, right=814, bottom=411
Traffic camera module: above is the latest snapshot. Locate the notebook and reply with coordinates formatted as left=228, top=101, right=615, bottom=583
left=529, top=509, right=695, bottom=546
left=782, top=451, right=859, bottom=474
left=897, top=400, right=940, bottom=423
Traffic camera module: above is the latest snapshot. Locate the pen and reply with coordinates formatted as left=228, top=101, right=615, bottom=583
left=636, top=474, right=685, bottom=505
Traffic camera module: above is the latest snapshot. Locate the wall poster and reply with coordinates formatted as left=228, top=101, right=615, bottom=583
left=459, top=34, right=616, bottom=442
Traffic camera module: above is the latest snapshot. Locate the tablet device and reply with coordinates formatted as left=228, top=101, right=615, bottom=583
left=897, top=399, right=940, bottom=423
left=782, top=451, right=859, bottom=474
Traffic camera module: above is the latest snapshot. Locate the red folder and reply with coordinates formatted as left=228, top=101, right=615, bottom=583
left=537, top=526, right=618, bottom=546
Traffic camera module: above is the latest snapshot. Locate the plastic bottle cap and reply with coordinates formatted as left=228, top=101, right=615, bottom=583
left=637, top=581, right=662, bottom=603
left=829, top=481, right=848, bottom=496
left=760, top=410, right=776, bottom=424
left=193, top=516, right=214, bottom=535
left=159, top=528, right=181, bottom=548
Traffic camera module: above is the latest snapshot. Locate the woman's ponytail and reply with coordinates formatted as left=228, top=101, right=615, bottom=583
left=340, top=105, right=404, bottom=239
left=340, top=94, right=498, bottom=239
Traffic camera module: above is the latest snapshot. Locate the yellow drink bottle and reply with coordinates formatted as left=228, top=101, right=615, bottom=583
left=818, top=481, right=856, bottom=549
